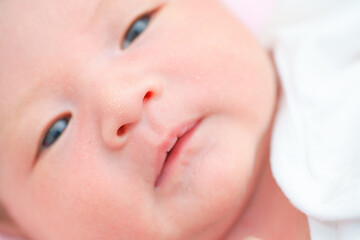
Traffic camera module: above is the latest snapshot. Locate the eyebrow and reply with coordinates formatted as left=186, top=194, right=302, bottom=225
left=87, top=0, right=114, bottom=30
left=14, top=80, right=56, bottom=120
left=14, top=67, right=80, bottom=120
left=90, top=0, right=106, bottom=21
left=14, top=0, right=114, bottom=118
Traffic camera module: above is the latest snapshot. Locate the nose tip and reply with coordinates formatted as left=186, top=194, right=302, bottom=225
left=100, top=75, right=163, bottom=150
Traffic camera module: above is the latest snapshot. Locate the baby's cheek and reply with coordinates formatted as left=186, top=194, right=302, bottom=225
left=59, top=171, right=154, bottom=238
left=27, top=153, right=156, bottom=239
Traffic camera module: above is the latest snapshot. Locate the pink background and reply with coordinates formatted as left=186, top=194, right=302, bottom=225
left=220, top=0, right=275, bottom=34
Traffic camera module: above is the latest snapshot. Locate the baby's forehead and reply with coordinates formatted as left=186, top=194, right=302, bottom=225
left=0, top=0, right=96, bottom=136
left=0, top=0, right=113, bottom=86
left=0, top=0, right=96, bottom=52
left=0, top=0, right=166, bottom=68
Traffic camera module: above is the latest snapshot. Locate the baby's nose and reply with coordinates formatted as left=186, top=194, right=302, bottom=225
left=97, top=75, right=163, bottom=150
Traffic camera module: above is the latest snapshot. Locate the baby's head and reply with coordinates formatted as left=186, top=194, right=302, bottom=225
left=0, top=0, right=277, bottom=239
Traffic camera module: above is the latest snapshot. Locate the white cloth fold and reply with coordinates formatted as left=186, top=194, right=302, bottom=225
left=271, top=1, right=360, bottom=239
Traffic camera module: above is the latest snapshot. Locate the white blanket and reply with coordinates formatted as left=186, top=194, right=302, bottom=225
left=271, top=1, right=360, bottom=239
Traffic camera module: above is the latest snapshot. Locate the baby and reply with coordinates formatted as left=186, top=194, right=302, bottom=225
left=4, top=0, right=352, bottom=239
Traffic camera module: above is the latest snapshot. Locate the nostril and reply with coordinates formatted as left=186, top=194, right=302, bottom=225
left=117, top=125, right=128, bottom=137
left=144, top=91, right=153, bottom=101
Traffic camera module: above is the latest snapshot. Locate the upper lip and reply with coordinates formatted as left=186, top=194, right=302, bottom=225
left=154, top=119, right=200, bottom=186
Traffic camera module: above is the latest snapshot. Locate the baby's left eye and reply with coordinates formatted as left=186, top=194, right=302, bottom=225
left=41, top=117, right=70, bottom=150
left=122, top=15, right=151, bottom=49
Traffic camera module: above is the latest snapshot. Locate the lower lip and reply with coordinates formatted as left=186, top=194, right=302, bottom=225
left=155, top=120, right=202, bottom=187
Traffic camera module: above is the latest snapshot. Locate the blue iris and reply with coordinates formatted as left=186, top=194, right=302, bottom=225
left=122, top=15, right=151, bottom=49
left=42, top=117, right=70, bottom=149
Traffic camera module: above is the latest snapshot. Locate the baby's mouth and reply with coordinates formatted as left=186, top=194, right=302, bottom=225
left=163, top=136, right=179, bottom=168
left=154, top=119, right=201, bottom=187
left=165, top=144, right=175, bottom=162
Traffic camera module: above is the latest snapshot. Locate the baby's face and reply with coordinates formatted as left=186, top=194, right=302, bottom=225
left=0, top=0, right=276, bottom=239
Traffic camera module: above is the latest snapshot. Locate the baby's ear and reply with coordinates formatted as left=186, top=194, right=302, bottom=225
left=0, top=206, right=28, bottom=240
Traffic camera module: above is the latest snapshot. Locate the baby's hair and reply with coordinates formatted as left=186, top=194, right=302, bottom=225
left=0, top=203, right=24, bottom=237
left=0, top=201, right=13, bottom=222
left=0, top=203, right=13, bottom=230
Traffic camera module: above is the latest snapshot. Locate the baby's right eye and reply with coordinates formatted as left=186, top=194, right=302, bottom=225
left=121, top=15, right=151, bottom=49
left=41, top=116, right=70, bottom=150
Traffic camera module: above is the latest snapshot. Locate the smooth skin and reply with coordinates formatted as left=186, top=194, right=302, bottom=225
left=0, top=0, right=309, bottom=239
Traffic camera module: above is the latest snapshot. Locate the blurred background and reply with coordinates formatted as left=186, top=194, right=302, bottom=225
left=221, top=0, right=355, bottom=45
